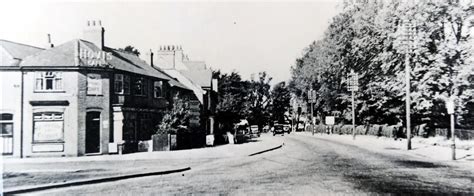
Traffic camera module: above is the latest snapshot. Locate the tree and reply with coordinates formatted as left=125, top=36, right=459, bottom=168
left=246, top=72, right=272, bottom=129
left=213, top=70, right=250, bottom=133
left=270, top=81, right=291, bottom=122
left=155, top=96, right=191, bottom=134
left=119, top=45, right=140, bottom=56
left=289, top=0, right=474, bottom=130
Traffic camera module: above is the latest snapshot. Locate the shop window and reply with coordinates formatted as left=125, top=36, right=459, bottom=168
left=0, top=113, right=13, bottom=136
left=35, top=72, right=63, bottom=91
left=154, top=81, right=163, bottom=98
left=33, top=112, right=64, bottom=143
left=114, top=74, right=130, bottom=95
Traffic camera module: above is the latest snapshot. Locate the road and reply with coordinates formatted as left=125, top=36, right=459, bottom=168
left=25, top=133, right=473, bottom=195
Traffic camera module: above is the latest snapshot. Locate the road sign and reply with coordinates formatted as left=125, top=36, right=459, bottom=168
left=446, top=99, right=455, bottom=114
left=325, top=116, right=335, bottom=125
left=308, top=89, right=316, bottom=103
left=347, top=70, right=359, bottom=92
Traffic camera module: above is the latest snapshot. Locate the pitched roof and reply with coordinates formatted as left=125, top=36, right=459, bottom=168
left=0, top=40, right=44, bottom=65
left=180, top=69, right=212, bottom=88
left=184, top=61, right=206, bottom=70
left=163, top=69, right=205, bottom=103
left=20, top=39, right=170, bottom=80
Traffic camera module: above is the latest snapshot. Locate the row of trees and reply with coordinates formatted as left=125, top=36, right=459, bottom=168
left=290, top=1, right=474, bottom=128
left=213, top=71, right=291, bottom=134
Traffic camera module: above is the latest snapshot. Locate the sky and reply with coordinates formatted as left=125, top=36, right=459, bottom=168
left=0, top=0, right=341, bottom=84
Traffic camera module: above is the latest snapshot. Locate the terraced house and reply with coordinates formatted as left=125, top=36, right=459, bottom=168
left=0, top=20, right=193, bottom=157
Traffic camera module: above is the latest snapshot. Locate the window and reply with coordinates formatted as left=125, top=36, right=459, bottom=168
left=114, top=74, right=130, bottom=94
left=0, top=113, right=13, bottom=136
left=33, top=112, right=64, bottom=142
left=133, top=77, right=147, bottom=96
left=154, top=81, right=163, bottom=98
left=35, top=72, right=63, bottom=91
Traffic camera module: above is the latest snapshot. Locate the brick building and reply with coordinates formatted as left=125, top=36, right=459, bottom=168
left=0, top=21, right=192, bottom=157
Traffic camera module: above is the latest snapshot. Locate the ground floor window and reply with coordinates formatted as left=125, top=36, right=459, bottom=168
left=0, top=113, right=13, bottom=136
left=33, top=112, right=64, bottom=143
left=1, top=113, right=14, bottom=155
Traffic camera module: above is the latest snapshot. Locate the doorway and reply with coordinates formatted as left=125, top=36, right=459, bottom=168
left=86, top=111, right=101, bottom=154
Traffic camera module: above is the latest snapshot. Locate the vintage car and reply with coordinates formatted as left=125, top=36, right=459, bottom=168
left=272, top=124, right=286, bottom=136
left=234, top=125, right=249, bottom=144
left=249, top=125, right=260, bottom=138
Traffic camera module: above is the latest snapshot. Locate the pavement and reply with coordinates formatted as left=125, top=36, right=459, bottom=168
left=1, top=134, right=282, bottom=194
left=298, top=131, right=474, bottom=166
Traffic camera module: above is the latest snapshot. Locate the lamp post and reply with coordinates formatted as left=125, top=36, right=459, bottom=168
left=402, top=19, right=416, bottom=150
left=347, top=70, right=359, bottom=140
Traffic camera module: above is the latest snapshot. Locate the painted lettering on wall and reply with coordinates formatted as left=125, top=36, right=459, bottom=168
left=78, top=48, right=112, bottom=67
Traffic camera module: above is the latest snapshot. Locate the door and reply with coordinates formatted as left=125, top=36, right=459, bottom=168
left=86, top=112, right=101, bottom=154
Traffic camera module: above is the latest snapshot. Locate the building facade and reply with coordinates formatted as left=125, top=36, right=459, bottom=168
left=152, top=46, right=218, bottom=142
left=0, top=21, right=191, bottom=157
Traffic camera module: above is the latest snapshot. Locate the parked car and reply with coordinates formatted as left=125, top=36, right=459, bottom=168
left=282, top=121, right=291, bottom=134
left=249, top=125, right=260, bottom=138
left=234, top=125, right=249, bottom=144
left=263, top=125, right=270, bottom=133
left=272, top=124, right=286, bottom=136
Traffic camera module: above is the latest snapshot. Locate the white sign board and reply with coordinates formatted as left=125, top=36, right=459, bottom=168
left=34, top=121, right=63, bottom=142
left=206, top=135, right=215, bottom=146
left=87, top=74, right=102, bottom=95
left=446, top=99, right=455, bottom=114
left=325, top=116, right=335, bottom=125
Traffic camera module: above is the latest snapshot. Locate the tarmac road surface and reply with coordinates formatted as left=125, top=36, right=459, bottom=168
left=24, top=133, right=474, bottom=195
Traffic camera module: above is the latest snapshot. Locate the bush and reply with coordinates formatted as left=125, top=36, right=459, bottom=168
left=380, top=125, right=393, bottom=138
left=356, top=125, right=365, bottom=135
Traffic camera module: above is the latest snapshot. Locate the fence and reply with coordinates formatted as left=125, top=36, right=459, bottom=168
left=307, top=124, right=474, bottom=140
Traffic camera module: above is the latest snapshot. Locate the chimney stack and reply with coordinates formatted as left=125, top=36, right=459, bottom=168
left=46, top=34, right=54, bottom=48
left=150, top=49, right=154, bottom=67
left=83, top=20, right=105, bottom=49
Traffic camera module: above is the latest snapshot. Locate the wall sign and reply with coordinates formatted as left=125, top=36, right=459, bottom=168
left=87, top=74, right=102, bottom=95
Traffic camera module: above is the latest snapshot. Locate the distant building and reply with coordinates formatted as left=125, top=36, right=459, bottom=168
left=0, top=20, right=191, bottom=157
left=151, top=46, right=217, bottom=140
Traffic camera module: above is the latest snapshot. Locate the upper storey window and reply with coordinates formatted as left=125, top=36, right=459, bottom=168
left=35, top=72, right=63, bottom=91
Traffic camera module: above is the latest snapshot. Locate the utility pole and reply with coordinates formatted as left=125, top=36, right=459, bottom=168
left=308, top=89, right=316, bottom=135
left=447, top=98, right=456, bottom=160
left=402, top=19, right=415, bottom=150
left=347, top=70, right=358, bottom=140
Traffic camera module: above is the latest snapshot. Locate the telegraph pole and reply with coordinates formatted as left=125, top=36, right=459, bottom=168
left=348, top=70, right=358, bottom=140
left=447, top=98, right=456, bottom=160
left=308, top=89, right=316, bottom=135
left=402, top=19, right=415, bottom=150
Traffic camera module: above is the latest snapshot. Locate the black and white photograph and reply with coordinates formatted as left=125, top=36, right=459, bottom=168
left=0, top=0, right=473, bottom=195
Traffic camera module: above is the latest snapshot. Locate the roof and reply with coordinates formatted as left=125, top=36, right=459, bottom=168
left=20, top=39, right=170, bottom=80
left=0, top=40, right=44, bottom=66
left=163, top=69, right=205, bottom=103
left=180, top=69, right=212, bottom=88
left=0, top=39, right=44, bottom=60
left=184, top=61, right=206, bottom=70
